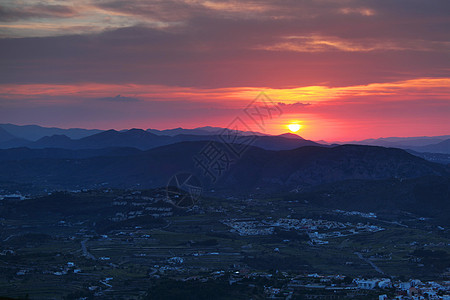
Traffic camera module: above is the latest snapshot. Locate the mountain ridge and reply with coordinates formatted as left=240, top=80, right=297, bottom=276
left=0, top=129, right=321, bottom=151
left=0, top=141, right=447, bottom=191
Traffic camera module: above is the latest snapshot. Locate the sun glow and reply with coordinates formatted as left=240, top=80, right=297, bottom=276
left=288, top=123, right=301, bottom=133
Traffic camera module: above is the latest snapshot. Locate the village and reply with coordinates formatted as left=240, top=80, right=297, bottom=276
left=222, top=217, right=384, bottom=245
left=0, top=188, right=449, bottom=299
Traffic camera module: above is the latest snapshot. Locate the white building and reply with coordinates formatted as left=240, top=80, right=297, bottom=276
left=399, top=281, right=411, bottom=291
left=356, top=279, right=378, bottom=289
left=378, top=279, right=392, bottom=289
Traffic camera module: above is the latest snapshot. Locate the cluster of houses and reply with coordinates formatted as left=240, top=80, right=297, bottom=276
left=356, top=278, right=450, bottom=299
left=174, top=268, right=449, bottom=299
left=221, top=217, right=384, bottom=243
left=15, top=261, right=83, bottom=277
left=0, top=193, right=28, bottom=201
left=387, top=280, right=450, bottom=300
left=222, top=219, right=275, bottom=236
left=334, top=209, right=377, bottom=219
left=110, top=193, right=173, bottom=221
left=286, top=276, right=450, bottom=299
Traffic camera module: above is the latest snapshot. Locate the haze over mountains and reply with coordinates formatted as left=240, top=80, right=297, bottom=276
left=0, top=123, right=449, bottom=154
left=0, top=124, right=320, bottom=151
left=336, top=135, right=450, bottom=154
left=0, top=124, right=102, bottom=141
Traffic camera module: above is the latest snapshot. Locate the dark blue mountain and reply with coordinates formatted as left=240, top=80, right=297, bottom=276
left=0, top=123, right=102, bottom=141
left=1, top=129, right=322, bottom=151
left=0, top=142, right=447, bottom=191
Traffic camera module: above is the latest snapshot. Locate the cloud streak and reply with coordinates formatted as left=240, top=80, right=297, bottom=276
left=258, top=36, right=450, bottom=53
left=0, top=3, right=79, bottom=22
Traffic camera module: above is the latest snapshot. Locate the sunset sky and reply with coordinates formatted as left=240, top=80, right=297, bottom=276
left=1, top=0, right=449, bottom=141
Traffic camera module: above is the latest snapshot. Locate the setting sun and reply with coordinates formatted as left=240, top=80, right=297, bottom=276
left=288, top=123, right=302, bottom=133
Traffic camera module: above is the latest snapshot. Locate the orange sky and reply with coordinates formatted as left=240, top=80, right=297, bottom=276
left=0, top=0, right=449, bottom=141
left=1, top=78, right=448, bottom=141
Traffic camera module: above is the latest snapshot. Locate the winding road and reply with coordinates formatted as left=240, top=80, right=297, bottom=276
left=81, top=239, right=96, bottom=260
left=355, top=252, right=385, bottom=275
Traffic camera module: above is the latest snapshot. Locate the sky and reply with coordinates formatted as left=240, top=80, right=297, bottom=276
left=0, top=0, right=449, bottom=141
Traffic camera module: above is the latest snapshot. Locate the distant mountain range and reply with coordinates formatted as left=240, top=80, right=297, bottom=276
left=0, top=124, right=449, bottom=154
left=0, top=126, right=319, bottom=151
left=0, top=141, right=447, bottom=192
left=411, top=138, right=450, bottom=154
left=336, top=135, right=450, bottom=147
left=146, top=126, right=265, bottom=136
left=0, top=124, right=264, bottom=141
left=0, top=123, right=103, bottom=141
left=336, top=135, right=450, bottom=154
